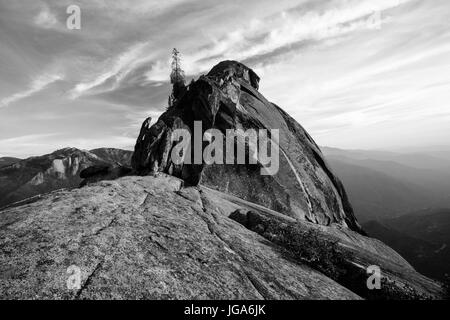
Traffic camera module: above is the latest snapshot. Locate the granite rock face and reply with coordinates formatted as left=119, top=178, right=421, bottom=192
left=0, top=174, right=360, bottom=299
left=0, top=174, right=444, bottom=299
left=132, top=60, right=362, bottom=233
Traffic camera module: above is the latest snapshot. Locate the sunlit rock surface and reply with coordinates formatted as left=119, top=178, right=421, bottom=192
left=0, top=174, right=444, bottom=299
left=132, top=60, right=362, bottom=232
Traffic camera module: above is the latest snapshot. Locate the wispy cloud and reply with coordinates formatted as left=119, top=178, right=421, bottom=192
left=1, top=0, right=450, bottom=156
left=146, top=0, right=411, bottom=81
left=34, top=7, right=58, bottom=29
left=0, top=133, right=61, bottom=157
left=69, top=42, right=150, bottom=98
left=1, top=73, right=63, bottom=108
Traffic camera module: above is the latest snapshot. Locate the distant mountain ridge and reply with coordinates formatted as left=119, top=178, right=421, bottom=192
left=322, top=146, right=450, bottom=222
left=363, top=208, right=450, bottom=281
left=0, top=147, right=132, bottom=208
left=322, top=146, right=450, bottom=171
left=90, top=148, right=133, bottom=166
left=320, top=146, right=450, bottom=282
left=0, top=157, right=21, bottom=168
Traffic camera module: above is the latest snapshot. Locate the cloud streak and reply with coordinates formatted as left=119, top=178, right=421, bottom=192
left=69, top=42, right=150, bottom=98
left=146, top=0, right=412, bottom=81
left=1, top=73, right=63, bottom=108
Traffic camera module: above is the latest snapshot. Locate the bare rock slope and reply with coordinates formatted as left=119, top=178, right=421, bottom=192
left=0, top=174, right=444, bottom=299
left=1, top=174, right=359, bottom=299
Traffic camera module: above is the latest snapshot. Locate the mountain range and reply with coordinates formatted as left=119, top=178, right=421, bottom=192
left=0, top=148, right=132, bottom=209
left=0, top=157, right=20, bottom=169
left=363, top=209, right=450, bottom=282
left=321, top=147, right=450, bottom=281
left=322, top=146, right=450, bottom=222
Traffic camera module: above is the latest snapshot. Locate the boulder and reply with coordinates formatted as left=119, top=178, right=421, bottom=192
left=80, top=165, right=110, bottom=179
left=79, top=165, right=132, bottom=187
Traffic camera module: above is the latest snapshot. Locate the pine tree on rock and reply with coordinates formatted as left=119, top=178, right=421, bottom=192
left=169, top=48, right=186, bottom=106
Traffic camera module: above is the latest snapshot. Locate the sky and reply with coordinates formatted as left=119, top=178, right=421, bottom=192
left=0, top=0, right=450, bottom=158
